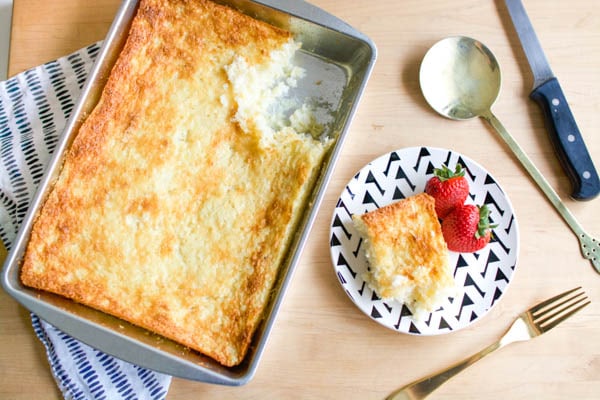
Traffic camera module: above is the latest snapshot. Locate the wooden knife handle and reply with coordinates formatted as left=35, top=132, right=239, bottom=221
left=530, top=77, right=600, bottom=200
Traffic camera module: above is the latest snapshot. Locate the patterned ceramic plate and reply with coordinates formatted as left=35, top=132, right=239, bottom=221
left=330, top=147, right=519, bottom=335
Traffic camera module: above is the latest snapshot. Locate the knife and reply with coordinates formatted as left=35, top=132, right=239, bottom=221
left=505, top=0, right=600, bottom=200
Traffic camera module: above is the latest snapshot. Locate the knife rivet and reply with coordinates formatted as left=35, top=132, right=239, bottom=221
left=567, top=134, right=575, bottom=143
left=552, top=98, right=560, bottom=106
left=583, top=171, right=591, bottom=180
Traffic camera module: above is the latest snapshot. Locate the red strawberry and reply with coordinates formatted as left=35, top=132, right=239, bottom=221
left=441, top=204, right=496, bottom=253
left=425, top=164, right=469, bottom=219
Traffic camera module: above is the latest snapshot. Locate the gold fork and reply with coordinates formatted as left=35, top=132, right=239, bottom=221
left=386, top=287, right=590, bottom=400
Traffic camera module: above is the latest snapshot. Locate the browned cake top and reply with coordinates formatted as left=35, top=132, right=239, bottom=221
left=21, top=0, right=329, bottom=366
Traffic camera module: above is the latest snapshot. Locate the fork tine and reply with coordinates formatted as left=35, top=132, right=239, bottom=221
left=531, top=287, right=590, bottom=332
left=529, top=287, right=582, bottom=314
left=538, top=300, right=590, bottom=332
left=532, top=289, right=587, bottom=321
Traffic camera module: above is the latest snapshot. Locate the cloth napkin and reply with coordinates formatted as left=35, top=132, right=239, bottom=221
left=0, top=42, right=172, bottom=400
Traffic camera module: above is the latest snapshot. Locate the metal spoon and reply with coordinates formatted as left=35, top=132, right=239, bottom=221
left=419, top=36, right=599, bottom=273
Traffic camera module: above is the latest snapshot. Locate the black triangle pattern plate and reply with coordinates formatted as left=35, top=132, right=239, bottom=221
left=330, top=147, right=520, bottom=335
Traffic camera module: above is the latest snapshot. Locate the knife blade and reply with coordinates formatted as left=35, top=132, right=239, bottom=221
left=505, top=0, right=600, bottom=200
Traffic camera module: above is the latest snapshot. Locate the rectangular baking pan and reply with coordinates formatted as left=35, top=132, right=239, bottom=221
left=1, top=0, right=376, bottom=386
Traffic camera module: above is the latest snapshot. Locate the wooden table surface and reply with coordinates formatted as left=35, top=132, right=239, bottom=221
left=2, top=0, right=599, bottom=399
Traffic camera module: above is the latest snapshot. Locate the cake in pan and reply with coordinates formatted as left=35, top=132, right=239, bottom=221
left=352, top=193, right=455, bottom=320
left=21, top=0, right=330, bottom=367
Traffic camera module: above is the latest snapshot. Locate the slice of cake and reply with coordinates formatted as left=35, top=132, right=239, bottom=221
left=352, top=193, right=455, bottom=319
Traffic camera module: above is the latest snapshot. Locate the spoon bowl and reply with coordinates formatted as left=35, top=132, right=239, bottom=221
left=419, top=35, right=600, bottom=273
left=419, top=36, right=501, bottom=120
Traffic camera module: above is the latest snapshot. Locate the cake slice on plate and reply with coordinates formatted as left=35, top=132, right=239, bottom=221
left=352, top=193, right=455, bottom=319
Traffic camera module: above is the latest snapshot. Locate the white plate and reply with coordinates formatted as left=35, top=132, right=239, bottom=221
left=330, top=147, right=519, bottom=335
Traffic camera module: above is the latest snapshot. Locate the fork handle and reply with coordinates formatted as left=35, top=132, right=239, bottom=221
left=385, top=341, right=501, bottom=400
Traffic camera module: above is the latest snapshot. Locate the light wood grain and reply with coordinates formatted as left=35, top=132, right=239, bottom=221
left=2, top=0, right=599, bottom=399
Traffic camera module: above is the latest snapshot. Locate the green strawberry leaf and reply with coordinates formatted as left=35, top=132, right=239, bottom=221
left=475, top=204, right=498, bottom=238
left=434, top=163, right=465, bottom=182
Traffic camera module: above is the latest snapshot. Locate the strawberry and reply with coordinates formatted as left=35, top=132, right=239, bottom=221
left=441, top=204, right=496, bottom=253
left=425, top=164, right=469, bottom=219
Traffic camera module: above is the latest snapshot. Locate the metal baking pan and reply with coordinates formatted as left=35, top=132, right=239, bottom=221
left=1, top=0, right=376, bottom=386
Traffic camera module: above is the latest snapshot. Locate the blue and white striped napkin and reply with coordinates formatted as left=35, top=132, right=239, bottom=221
left=0, top=42, right=172, bottom=400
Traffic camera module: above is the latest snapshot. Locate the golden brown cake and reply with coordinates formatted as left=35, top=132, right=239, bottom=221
left=352, top=193, right=455, bottom=319
left=21, top=0, right=330, bottom=367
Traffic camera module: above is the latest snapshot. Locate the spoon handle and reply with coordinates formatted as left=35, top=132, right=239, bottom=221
left=483, top=111, right=600, bottom=271
left=480, top=111, right=585, bottom=236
